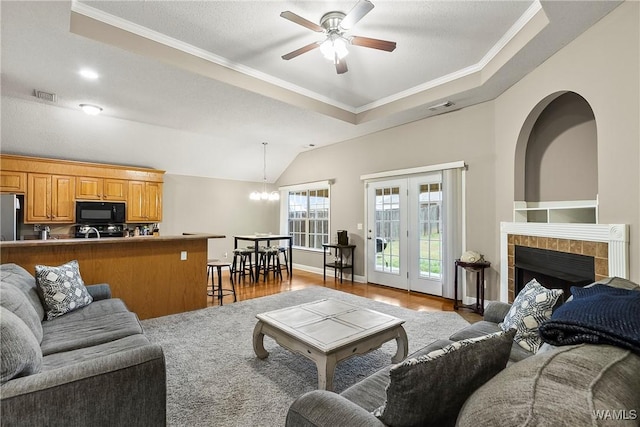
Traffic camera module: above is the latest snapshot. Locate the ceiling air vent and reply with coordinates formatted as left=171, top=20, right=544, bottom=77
left=34, top=90, right=57, bottom=103
left=427, top=101, right=454, bottom=111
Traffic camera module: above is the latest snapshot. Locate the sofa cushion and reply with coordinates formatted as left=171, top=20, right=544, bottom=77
left=0, top=307, right=43, bottom=384
left=457, top=344, right=640, bottom=426
left=373, top=330, right=515, bottom=427
left=40, top=304, right=143, bottom=356
left=500, top=278, right=563, bottom=353
left=341, top=339, right=454, bottom=412
left=0, top=263, right=45, bottom=321
left=42, top=334, right=152, bottom=370
left=450, top=320, right=532, bottom=362
left=0, top=282, right=43, bottom=344
left=35, top=260, right=93, bottom=320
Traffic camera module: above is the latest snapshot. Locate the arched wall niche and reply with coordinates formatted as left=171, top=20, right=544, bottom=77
left=514, top=91, right=598, bottom=202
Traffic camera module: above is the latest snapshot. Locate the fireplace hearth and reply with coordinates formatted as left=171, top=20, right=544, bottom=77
left=514, top=246, right=594, bottom=301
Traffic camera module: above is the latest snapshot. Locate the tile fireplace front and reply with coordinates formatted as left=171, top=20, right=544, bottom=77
left=500, top=223, right=629, bottom=303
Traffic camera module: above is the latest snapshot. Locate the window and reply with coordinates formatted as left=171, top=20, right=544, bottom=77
left=282, top=183, right=330, bottom=250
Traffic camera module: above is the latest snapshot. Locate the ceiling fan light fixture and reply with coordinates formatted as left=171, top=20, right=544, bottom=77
left=320, top=36, right=349, bottom=61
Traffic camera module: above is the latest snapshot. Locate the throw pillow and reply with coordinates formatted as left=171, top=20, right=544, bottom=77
left=500, top=278, right=563, bottom=353
left=373, top=329, right=515, bottom=427
left=0, top=307, right=43, bottom=384
left=35, top=260, right=93, bottom=320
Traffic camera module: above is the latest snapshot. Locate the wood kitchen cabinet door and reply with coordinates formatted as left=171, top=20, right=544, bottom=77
left=76, top=176, right=103, bottom=200
left=127, top=181, right=162, bottom=222
left=145, top=182, right=163, bottom=221
left=103, top=179, right=126, bottom=201
left=26, top=174, right=75, bottom=223
left=76, top=177, right=126, bottom=201
left=127, top=180, right=146, bottom=222
left=26, top=174, right=51, bottom=222
left=51, top=175, right=75, bottom=222
left=0, top=171, right=27, bottom=193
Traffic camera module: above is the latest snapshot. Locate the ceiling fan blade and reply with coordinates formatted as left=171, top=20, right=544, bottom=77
left=335, top=57, right=348, bottom=74
left=340, top=0, right=374, bottom=30
left=280, top=11, right=324, bottom=32
left=281, top=42, right=321, bottom=60
left=350, top=36, right=397, bottom=52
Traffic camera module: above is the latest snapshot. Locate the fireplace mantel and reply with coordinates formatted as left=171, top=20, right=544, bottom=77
left=500, top=222, right=629, bottom=302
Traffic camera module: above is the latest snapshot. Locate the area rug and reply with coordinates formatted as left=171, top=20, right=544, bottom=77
left=141, top=287, right=469, bottom=427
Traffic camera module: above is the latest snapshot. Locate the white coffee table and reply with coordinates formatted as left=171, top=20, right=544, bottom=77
left=253, top=298, right=408, bottom=391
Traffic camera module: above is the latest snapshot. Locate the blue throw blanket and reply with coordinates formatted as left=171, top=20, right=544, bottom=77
left=539, top=284, right=640, bottom=355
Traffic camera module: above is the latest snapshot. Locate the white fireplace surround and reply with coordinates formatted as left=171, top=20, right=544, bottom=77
left=500, top=222, right=629, bottom=302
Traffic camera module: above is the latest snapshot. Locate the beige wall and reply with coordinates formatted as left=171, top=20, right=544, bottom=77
left=162, top=174, right=279, bottom=259
left=278, top=102, right=496, bottom=286
left=495, top=1, right=639, bottom=282
left=524, top=92, right=598, bottom=202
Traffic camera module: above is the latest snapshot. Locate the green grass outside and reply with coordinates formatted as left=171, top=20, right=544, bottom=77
left=375, top=233, right=442, bottom=275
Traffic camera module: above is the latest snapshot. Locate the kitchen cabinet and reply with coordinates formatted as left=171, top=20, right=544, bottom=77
left=26, top=174, right=75, bottom=223
left=0, top=171, right=27, bottom=193
left=76, top=177, right=127, bottom=201
left=127, top=181, right=163, bottom=222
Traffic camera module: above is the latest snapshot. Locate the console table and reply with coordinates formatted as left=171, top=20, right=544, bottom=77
left=454, top=259, right=491, bottom=315
left=322, top=244, right=355, bottom=283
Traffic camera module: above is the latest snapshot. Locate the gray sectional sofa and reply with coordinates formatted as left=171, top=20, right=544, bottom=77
left=0, top=263, right=166, bottom=426
left=287, top=277, right=640, bottom=426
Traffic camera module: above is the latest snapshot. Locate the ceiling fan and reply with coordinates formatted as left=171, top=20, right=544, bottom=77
left=280, top=0, right=396, bottom=74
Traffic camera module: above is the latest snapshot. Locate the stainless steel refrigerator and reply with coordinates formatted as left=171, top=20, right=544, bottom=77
left=0, top=194, right=20, bottom=241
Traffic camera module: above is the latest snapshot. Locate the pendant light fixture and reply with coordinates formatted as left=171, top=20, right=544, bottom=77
left=250, top=142, right=280, bottom=201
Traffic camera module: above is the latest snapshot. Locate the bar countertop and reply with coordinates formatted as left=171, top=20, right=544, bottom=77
left=0, top=233, right=225, bottom=248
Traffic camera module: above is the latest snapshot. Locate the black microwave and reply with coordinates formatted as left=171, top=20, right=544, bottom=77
left=75, top=201, right=126, bottom=224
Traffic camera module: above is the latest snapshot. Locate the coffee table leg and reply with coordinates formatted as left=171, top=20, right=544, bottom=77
left=252, top=321, right=269, bottom=359
left=316, top=354, right=337, bottom=391
left=391, top=326, right=409, bottom=363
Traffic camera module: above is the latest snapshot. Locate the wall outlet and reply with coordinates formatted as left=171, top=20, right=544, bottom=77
left=357, top=223, right=363, bottom=230
left=180, top=251, right=187, bottom=261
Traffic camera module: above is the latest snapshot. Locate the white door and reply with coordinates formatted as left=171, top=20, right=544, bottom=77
left=366, top=179, right=408, bottom=289
left=366, top=173, right=446, bottom=295
left=408, top=174, right=443, bottom=295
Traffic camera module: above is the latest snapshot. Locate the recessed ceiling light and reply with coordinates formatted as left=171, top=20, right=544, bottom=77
left=79, top=104, right=103, bottom=115
left=79, top=68, right=99, bottom=80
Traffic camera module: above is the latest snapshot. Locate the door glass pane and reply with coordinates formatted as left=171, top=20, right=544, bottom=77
left=418, top=183, right=442, bottom=278
left=375, top=186, right=400, bottom=274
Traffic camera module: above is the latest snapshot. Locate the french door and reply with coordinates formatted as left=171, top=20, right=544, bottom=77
left=366, top=173, right=445, bottom=295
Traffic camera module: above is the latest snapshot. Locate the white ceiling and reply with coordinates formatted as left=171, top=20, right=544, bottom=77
left=0, top=1, right=621, bottom=182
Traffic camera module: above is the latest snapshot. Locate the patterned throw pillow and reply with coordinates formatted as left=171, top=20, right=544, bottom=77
left=373, top=330, right=515, bottom=427
left=500, top=279, right=563, bottom=353
left=35, top=260, right=93, bottom=320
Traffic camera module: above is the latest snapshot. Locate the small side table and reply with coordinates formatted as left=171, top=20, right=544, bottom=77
left=454, top=260, right=490, bottom=315
left=322, top=244, right=355, bottom=283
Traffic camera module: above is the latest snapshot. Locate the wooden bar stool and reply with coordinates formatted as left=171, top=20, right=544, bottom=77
left=207, top=260, right=236, bottom=305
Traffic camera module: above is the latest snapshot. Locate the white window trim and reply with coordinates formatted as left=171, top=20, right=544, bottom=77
left=360, top=161, right=466, bottom=181
left=279, top=180, right=332, bottom=251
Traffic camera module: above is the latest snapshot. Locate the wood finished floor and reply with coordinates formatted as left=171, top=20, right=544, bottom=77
left=207, top=268, right=482, bottom=324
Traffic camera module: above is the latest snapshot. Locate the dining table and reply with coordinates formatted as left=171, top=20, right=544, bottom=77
left=234, top=234, right=293, bottom=280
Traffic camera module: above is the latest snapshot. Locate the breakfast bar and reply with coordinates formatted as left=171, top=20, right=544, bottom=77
left=0, top=234, right=224, bottom=319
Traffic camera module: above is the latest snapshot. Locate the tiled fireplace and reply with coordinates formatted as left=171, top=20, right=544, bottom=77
left=500, top=223, right=629, bottom=303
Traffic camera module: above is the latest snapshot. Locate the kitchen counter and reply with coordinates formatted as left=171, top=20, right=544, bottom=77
left=1, top=233, right=225, bottom=319
left=0, top=233, right=225, bottom=247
